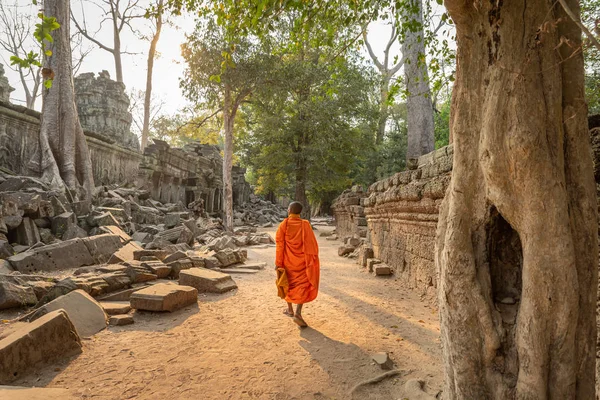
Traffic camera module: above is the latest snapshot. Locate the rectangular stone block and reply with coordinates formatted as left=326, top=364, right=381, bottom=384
left=15, top=217, right=40, bottom=247
left=375, top=264, right=393, bottom=276
left=100, top=225, right=132, bottom=244
left=179, top=268, right=238, bottom=294
left=82, top=234, right=123, bottom=264
left=108, top=241, right=143, bottom=263
left=130, top=283, right=198, bottom=312
left=0, top=309, right=82, bottom=384
left=8, top=239, right=95, bottom=274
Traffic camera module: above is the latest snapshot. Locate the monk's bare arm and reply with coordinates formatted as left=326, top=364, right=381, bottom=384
left=275, top=223, right=285, bottom=268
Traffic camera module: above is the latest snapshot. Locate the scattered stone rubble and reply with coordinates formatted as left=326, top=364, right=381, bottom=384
left=0, top=173, right=282, bottom=383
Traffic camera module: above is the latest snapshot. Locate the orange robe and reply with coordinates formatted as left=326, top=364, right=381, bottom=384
left=275, top=214, right=320, bottom=304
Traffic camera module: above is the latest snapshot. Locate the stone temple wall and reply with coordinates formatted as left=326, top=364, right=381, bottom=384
left=0, top=65, right=251, bottom=214
left=331, top=186, right=368, bottom=239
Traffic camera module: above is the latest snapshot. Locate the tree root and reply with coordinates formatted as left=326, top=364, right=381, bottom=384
left=349, top=369, right=402, bottom=394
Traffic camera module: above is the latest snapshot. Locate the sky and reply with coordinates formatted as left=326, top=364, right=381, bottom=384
left=0, top=0, right=444, bottom=117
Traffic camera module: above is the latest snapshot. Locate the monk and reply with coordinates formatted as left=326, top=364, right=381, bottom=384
left=275, top=201, right=320, bottom=327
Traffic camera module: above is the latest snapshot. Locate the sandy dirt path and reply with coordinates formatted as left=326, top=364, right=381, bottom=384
left=13, top=227, right=443, bottom=399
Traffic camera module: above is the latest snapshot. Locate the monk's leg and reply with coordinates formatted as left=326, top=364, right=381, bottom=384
left=293, top=304, right=308, bottom=327
left=295, top=303, right=303, bottom=317
left=283, top=302, right=294, bottom=317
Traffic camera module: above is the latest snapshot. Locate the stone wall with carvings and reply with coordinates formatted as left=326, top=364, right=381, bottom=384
left=331, top=186, right=368, bottom=239
left=0, top=64, right=14, bottom=103
left=74, top=71, right=140, bottom=151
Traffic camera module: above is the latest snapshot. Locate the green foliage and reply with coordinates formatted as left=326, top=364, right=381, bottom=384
left=9, top=3, right=60, bottom=88
left=434, top=99, right=450, bottom=148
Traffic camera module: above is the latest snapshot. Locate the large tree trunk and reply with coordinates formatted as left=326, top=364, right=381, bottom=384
left=294, top=151, right=310, bottom=220
left=435, top=0, right=597, bottom=398
left=40, top=0, right=94, bottom=200
left=222, top=84, right=234, bottom=232
left=403, top=0, right=435, bottom=162
left=141, top=0, right=163, bottom=151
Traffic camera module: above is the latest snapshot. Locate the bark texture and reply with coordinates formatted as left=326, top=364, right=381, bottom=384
left=222, top=85, right=234, bottom=232
left=141, top=0, right=163, bottom=151
left=403, top=0, right=435, bottom=161
left=40, top=0, right=94, bottom=199
left=436, top=0, right=597, bottom=398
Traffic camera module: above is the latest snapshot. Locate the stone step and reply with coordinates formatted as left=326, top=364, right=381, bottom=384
left=100, top=301, right=131, bottom=316
left=130, top=283, right=198, bottom=312
left=109, top=314, right=134, bottom=326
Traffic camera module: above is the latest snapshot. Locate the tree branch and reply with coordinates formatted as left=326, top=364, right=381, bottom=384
left=362, top=24, right=384, bottom=71
left=558, top=0, right=600, bottom=51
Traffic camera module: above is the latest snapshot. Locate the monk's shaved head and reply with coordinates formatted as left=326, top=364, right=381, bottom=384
left=288, top=201, right=303, bottom=215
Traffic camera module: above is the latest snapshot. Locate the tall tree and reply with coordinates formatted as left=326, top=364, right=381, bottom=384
left=0, top=1, right=41, bottom=108
left=41, top=0, right=95, bottom=199
left=180, top=20, right=274, bottom=230
left=362, top=22, right=403, bottom=145
left=435, top=0, right=597, bottom=398
left=402, top=0, right=435, bottom=162
left=72, top=0, right=142, bottom=83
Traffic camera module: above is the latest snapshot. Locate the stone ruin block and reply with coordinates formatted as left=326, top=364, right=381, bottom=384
left=0, top=280, right=37, bottom=310
left=130, top=283, right=198, bottom=312
left=28, top=289, right=108, bottom=338
left=179, top=268, right=238, bottom=294
left=374, top=264, right=393, bottom=276
left=0, top=309, right=82, bottom=384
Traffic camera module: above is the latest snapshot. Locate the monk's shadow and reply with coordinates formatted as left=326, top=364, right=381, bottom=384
left=298, top=327, right=401, bottom=399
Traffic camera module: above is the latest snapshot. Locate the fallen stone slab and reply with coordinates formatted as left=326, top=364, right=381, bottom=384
left=16, top=218, right=40, bottom=247
left=100, top=301, right=132, bottom=315
left=108, top=241, right=143, bottom=263
left=133, top=249, right=169, bottom=261
left=0, top=386, right=75, bottom=400
left=0, top=309, right=82, bottom=384
left=7, top=238, right=95, bottom=274
left=98, top=285, right=148, bottom=301
left=0, top=260, right=13, bottom=274
left=163, top=250, right=188, bottom=264
left=0, top=281, right=37, bottom=310
left=236, top=262, right=266, bottom=270
left=141, top=260, right=171, bottom=278
left=219, top=268, right=259, bottom=275
left=179, top=268, right=238, bottom=294
left=214, top=248, right=245, bottom=267
left=109, top=314, right=134, bottom=326
left=28, top=290, right=107, bottom=338
left=130, top=283, right=198, bottom=312
left=100, top=225, right=132, bottom=244
left=124, top=263, right=158, bottom=283
left=81, top=234, right=123, bottom=264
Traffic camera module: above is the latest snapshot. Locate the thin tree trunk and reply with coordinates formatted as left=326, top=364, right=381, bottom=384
left=222, top=84, right=234, bottom=232
left=113, top=12, right=123, bottom=83
left=141, top=0, right=163, bottom=151
left=40, top=0, right=94, bottom=200
left=403, top=0, right=435, bottom=161
left=294, top=156, right=310, bottom=220
left=436, top=0, right=597, bottom=398
left=376, top=75, right=391, bottom=145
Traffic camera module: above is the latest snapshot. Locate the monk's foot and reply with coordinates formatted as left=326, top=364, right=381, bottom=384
left=283, top=309, right=294, bottom=317
left=293, top=314, right=308, bottom=328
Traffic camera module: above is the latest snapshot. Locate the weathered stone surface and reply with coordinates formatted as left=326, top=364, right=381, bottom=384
left=372, top=352, right=393, bottom=370
left=93, top=212, right=121, bottom=227
left=167, top=258, right=193, bottom=278
left=98, top=285, right=147, bottom=301
left=338, top=245, right=355, bottom=257
left=133, top=249, right=169, bottom=261
left=0, top=259, right=13, bottom=273
left=358, top=246, right=374, bottom=268
left=0, top=281, right=37, bottom=309
left=125, top=263, right=158, bottom=283
left=366, top=258, right=381, bottom=273
left=141, top=260, right=171, bottom=278
left=0, top=309, right=82, bottom=384
left=29, top=290, right=107, bottom=338
left=100, top=225, right=132, bottom=244
left=130, top=283, right=198, bottom=312
left=132, top=231, right=152, bottom=244
left=0, top=240, right=14, bottom=258
left=108, top=241, right=143, bottom=263
left=100, top=301, right=131, bottom=315
left=214, top=248, right=245, bottom=267
left=0, top=62, right=14, bottom=102
left=179, top=268, right=238, bottom=294
left=62, top=223, right=88, bottom=240
left=164, top=213, right=181, bottom=229
left=109, top=314, right=134, bottom=326
left=74, top=70, right=140, bottom=150
left=82, top=234, right=123, bottom=264
left=8, top=239, right=95, bottom=274
left=202, top=256, right=221, bottom=269
left=51, top=212, right=76, bottom=237
left=237, top=262, right=266, bottom=270
left=374, top=264, right=393, bottom=276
